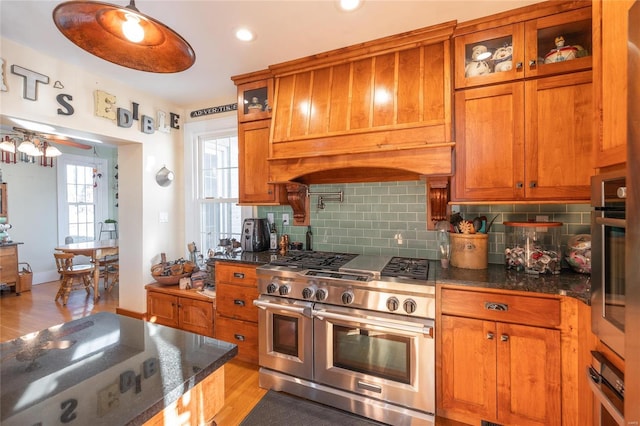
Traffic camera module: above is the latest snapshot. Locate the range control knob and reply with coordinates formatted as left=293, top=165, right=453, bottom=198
left=316, top=288, right=328, bottom=301
left=266, top=282, right=278, bottom=294
left=278, top=285, right=290, bottom=296
left=386, top=297, right=400, bottom=312
left=403, top=299, right=417, bottom=314
left=341, top=290, right=354, bottom=305
left=302, top=286, right=316, bottom=300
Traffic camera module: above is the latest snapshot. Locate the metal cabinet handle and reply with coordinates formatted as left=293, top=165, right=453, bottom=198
left=529, top=181, right=537, bottom=188
left=234, top=299, right=245, bottom=307
left=485, top=302, right=508, bottom=311
left=501, top=334, right=509, bottom=342
left=234, top=334, right=245, bottom=341
left=529, top=59, right=537, bottom=66
left=516, top=182, right=524, bottom=189
left=487, top=332, right=495, bottom=340
left=515, top=62, right=523, bottom=70
left=233, top=272, right=245, bottom=279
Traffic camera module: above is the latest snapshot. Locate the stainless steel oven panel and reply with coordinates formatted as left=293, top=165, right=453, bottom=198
left=254, top=296, right=314, bottom=380
left=312, top=304, right=435, bottom=415
left=591, top=172, right=627, bottom=358
left=588, top=351, right=625, bottom=426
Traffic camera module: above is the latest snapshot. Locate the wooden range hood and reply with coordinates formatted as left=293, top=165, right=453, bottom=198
left=266, top=21, right=456, bottom=187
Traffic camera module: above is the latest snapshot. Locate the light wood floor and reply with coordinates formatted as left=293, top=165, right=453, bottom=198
left=0, top=280, right=266, bottom=426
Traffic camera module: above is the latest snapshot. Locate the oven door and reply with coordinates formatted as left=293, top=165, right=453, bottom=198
left=312, top=303, right=435, bottom=415
left=587, top=352, right=624, bottom=426
left=254, top=295, right=314, bottom=380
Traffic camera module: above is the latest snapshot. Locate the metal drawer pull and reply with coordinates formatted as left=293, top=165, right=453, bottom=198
left=233, top=272, right=245, bottom=279
left=253, top=300, right=312, bottom=317
left=501, top=334, right=509, bottom=342
left=485, top=302, right=508, bottom=311
left=234, top=334, right=245, bottom=341
left=234, top=299, right=245, bottom=307
left=487, top=332, right=494, bottom=340
left=357, top=381, right=382, bottom=393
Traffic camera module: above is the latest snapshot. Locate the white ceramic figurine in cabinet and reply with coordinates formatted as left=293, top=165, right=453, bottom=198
left=465, top=45, right=491, bottom=77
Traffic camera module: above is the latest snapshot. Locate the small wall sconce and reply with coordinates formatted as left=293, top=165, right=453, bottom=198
left=155, top=166, right=174, bottom=187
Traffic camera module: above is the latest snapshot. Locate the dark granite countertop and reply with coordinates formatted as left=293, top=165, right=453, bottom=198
left=0, top=241, right=23, bottom=247
left=0, top=312, right=237, bottom=426
left=208, top=251, right=591, bottom=305
left=435, top=263, right=591, bottom=305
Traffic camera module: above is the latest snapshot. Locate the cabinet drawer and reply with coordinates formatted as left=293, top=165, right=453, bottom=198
left=216, top=263, right=257, bottom=286
left=215, top=282, right=259, bottom=322
left=440, top=287, right=561, bottom=328
left=215, top=316, right=258, bottom=364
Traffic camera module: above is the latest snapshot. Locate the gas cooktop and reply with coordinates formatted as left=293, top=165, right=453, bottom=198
left=268, top=251, right=429, bottom=281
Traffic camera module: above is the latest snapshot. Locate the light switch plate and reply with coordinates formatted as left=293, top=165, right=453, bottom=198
left=159, top=211, right=169, bottom=223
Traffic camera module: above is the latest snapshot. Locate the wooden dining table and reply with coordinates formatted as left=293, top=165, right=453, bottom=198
left=55, top=239, right=118, bottom=303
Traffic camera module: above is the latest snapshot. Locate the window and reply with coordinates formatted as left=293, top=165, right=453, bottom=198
left=57, top=154, right=109, bottom=244
left=196, top=132, right=248, bottom=253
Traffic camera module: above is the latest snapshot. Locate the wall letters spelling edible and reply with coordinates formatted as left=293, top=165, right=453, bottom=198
left=5, top=60, right=180, bottom=134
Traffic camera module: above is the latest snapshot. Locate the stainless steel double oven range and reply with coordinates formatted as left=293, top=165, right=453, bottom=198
left=254, top=252, right=435, bottom=425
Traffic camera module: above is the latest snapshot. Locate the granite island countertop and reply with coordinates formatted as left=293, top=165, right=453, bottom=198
left=0, top=312, right=237, bottom=426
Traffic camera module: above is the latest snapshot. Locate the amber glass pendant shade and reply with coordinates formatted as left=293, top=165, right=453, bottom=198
left=52, top=1, right=195, bottom=73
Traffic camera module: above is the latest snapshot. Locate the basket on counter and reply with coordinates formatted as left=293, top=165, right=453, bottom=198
left=150, top=259, right=196, bottom=286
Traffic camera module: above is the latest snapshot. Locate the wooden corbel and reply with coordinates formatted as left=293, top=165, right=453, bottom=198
left=426, top=177, right=450, bottom=230
left=285, top=182, right=310, bottom=226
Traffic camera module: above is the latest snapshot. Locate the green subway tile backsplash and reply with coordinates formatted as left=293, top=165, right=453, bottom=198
left=257, top=181, right=592, bottom=264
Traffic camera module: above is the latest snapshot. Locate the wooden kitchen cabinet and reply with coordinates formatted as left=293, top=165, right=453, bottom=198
left=0, top=244, right=18, bottom=290
left=232, top=70, right=286, bottom=205
left=438, top=287, right=562, bottom=425
left=214, top=262, right=259, bottom=364
left=146, top=284, right=215, bottom=338
left=592, top=0, right=633, bottom=168
left=453, top=71, right=593, bottom=202
left=454, top=6, right=592, bottom=89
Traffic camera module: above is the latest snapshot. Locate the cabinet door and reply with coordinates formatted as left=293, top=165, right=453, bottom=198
left=524, top=71, right=593, bottom=200
left=238, top=119, right=283, bottom=205
left=453, top=82, right=525, bottom=201
left=237, top=79, right=273, bottom=123
left=594, top=0, right=633, bottom=167
left=179, top=297, right=214, bottom=337
left=496, top=322, right=561, bottom=426
left=454, top=23, right=525, bottom=89
left=440, top=315, right=496, bottom=420
left=0, top=245, right=18, bottom=284
left=214, top=315, right=259, bottom=364
left=147, top=292, right=179, bottom=328
left=523, top=7, right=592, bottom=79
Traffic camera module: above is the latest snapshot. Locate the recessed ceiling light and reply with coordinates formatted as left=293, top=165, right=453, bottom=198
left=236, top=28, right=255, bottom=42
left=339, top=0, right=362, bottom=12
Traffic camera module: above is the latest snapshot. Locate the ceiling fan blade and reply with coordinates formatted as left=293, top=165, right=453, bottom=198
left=42, top=134, right=92, bottom=150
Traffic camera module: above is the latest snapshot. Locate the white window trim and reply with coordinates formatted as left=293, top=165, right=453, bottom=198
left=56, top=153, right=109, bottom=245
left=184, top=115, right=254, bottom=254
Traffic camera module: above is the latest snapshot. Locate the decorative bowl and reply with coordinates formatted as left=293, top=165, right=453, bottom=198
left=152, top=272, right=191, bottom=285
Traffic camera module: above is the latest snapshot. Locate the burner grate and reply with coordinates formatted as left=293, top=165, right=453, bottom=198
left=270, top=252, right=357, bottom=271
left=380, top=257, right=429, bottom=280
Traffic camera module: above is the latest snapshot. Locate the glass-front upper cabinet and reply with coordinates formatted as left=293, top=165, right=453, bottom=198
left=455, top=7, right=592, bottom=89
left=237, top=78, right=273, bottom=123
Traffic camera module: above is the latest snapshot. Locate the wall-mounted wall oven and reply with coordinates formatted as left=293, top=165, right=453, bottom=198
left=591, top=171, right=627, bottom=358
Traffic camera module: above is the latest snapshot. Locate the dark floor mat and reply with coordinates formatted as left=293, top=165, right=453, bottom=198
left=239, top=390, right=388, bottom=426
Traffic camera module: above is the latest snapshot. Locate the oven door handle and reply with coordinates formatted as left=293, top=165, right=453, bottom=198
left=313, top=310, right=433, bottom=337
left=253, top=299, right=312, bottom=317
left=586, top=367, right=625, bottom=426
left=594, top=217, right=626, bottom=228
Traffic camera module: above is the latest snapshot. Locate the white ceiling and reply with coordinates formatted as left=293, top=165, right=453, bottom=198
left=1, top=0, right=544, bottom=109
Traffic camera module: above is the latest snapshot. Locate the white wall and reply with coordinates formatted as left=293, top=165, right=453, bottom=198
left=1, top=37, right=185, bottom=314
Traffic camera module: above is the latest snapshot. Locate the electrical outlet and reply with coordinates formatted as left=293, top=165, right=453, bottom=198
left=97, top=383, right=120, bottom=416
left=282, top=214, right=290, bottom=226
left=267, top=213, right=274, bottom=224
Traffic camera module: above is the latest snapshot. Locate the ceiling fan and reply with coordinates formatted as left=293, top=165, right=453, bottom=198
left=0, top=126, right=93, bottom=157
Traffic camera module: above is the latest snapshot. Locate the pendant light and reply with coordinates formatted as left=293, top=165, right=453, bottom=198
left=52, top=0, right=196, bottom=73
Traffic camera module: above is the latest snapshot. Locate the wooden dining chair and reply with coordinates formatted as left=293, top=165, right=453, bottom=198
left=53, top=252, right=95, bottom=305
